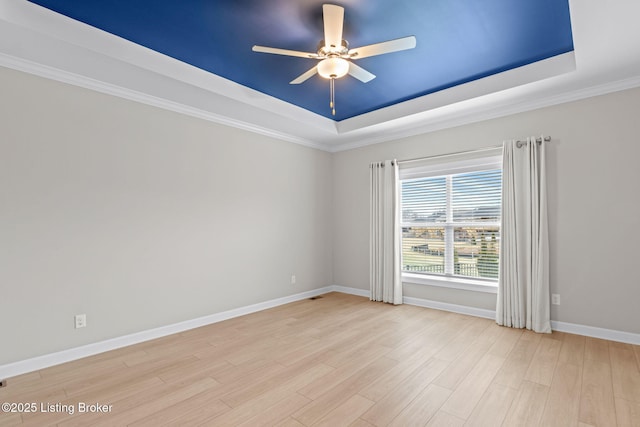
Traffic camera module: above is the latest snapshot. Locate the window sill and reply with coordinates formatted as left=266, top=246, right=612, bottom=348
left=402, top=272, right=498, bottom=294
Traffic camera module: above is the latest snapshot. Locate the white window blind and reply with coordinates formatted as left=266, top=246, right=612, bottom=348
left=400, top=154, right=502, bottom=281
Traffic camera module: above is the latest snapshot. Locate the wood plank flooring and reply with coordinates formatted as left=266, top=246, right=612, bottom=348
left=1, top=292, right=639, bottom=426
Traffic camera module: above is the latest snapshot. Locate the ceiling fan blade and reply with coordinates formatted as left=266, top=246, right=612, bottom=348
left=323, top=4, right=344, bottom=50
left=290, top=66, right=318, bottom=84
left=348, top=36, right=417, bottom=59
left=252, top=45, right=318, bottom=59
left=348, top=62, right=375, bottom=83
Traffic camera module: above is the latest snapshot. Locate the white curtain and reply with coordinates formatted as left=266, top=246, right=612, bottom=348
left=497, top=138, right=551, bottom=333
left=370, top=160, right=402, bottom=304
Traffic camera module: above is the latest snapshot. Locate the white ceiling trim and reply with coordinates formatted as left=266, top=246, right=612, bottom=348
left=330, top=74, right=640, bottom=152
left=2, top=0, right=640, bottom=152
left=0, top=0, right=337, bottom=134
left=336, top=53, right=576, bottom=134
left=0, top=52, right=330, bottom=151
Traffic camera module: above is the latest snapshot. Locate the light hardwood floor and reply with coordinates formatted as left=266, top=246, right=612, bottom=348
left=1, top=292, right=639, bottom=426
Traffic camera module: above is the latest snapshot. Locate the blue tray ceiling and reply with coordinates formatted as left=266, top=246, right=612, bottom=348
left=27, top=0, right=574, bottom=121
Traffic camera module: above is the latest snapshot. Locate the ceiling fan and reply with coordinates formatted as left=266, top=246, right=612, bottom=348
left=252, top=4, right=416, bottom=116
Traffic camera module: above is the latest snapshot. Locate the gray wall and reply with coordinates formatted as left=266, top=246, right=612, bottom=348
left=0, top=67, right=333, bottom=365
left=2, top=63, right=639, bottom=366
left=332, top=87, right=640, bottom=334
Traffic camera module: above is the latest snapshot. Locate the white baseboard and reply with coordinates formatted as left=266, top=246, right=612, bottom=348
left=0, top=287, right=332, bottom=380
left=3, top=284, right=639, bottom=380
left=331, top=285, right=370, bottom=298
left=328, top=284, right=496, bottom=319
left=403, top=296, right=497, bottom=320
left=333, top=285, right=640, bottom=345
left=551, top=320, right=640, bottom=345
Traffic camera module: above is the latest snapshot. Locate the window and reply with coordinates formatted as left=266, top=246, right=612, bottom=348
left=400, top=153, right=502, bottom=287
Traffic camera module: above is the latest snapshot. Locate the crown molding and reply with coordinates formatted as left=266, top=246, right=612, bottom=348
left=3, top=43, right=640, bottom=155
left=2, top=0, right=640, bottom=153
left=0, top=0, right=339, bottom=149
left=328, top=74, right=640, bottom=152
left=0, top=53, right=332, bottom=151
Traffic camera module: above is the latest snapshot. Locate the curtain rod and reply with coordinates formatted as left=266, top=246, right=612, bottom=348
left=516, top=136, right=551, bottom=148
left=398, top=136, right=551, bottom=164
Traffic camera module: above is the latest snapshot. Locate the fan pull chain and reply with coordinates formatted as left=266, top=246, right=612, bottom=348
left=330, top=77, right=336, bottom=116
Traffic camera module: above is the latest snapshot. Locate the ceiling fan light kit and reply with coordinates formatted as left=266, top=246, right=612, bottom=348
left=317, top=57, right=349, bottom=79
left=252, top=4, right=416, bottom=117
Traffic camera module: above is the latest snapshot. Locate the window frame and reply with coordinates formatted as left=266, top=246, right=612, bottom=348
left=399, top=152, right=502, bottom=294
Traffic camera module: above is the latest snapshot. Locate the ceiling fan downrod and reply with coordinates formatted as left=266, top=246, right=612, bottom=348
left=330, top=77, right=336, bottom=116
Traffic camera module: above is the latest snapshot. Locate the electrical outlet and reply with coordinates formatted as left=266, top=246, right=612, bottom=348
left=551, top=294, right=561, bottom=305
left=75, top=314, right=87, bottom=329
left=291, top=275, right=296, bottom=285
